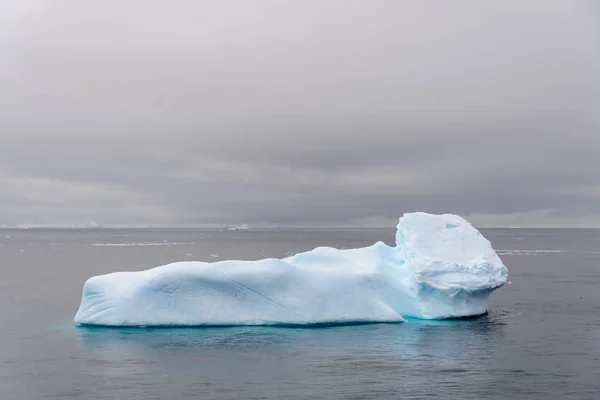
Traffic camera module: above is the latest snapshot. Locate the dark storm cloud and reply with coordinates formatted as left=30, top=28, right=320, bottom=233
left=0, top=1, right=599, bottom=226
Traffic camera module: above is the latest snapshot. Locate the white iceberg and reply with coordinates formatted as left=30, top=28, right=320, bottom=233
left=74, top=213, right=508, bottom=327
left=225, top=224, right=249, bottom=231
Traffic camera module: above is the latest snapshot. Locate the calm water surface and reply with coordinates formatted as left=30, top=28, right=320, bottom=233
left=1, top=228, right=599, bottom=399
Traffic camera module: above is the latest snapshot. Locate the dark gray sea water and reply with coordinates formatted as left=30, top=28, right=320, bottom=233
left=1, top=227, right=599, bottom=399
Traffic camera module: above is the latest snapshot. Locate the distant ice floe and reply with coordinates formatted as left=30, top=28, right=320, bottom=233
left=495, top=249, right=570, bottom=256
left=225, top=224, right=249, bottom=231
left=91, top=242, right=196, bottom=247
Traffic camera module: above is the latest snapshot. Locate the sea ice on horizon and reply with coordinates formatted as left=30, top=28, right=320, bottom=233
left=74, top=213, right=509, bottom=327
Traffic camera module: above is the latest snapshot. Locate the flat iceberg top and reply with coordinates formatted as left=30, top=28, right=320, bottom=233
left=74, top=213, right=508, bottom=327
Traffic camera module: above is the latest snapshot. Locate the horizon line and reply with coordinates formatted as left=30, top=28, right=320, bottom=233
left=2, top=224, right=600, bottom=230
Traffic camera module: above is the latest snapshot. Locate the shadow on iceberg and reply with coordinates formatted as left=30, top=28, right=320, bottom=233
left=73, top=213, right=509, bottom=327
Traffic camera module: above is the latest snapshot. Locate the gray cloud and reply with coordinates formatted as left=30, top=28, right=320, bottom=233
left=1, top=1, right=599, bottom=227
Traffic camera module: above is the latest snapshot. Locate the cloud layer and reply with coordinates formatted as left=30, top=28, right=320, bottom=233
left=1, top=1, right=599, bottom=226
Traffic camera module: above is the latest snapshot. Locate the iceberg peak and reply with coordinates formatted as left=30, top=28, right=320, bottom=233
left=74, top=213, right=508, bottom=327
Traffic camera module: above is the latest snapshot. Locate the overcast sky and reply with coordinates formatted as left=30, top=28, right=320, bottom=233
left=1, top=1, right=599, bottom=227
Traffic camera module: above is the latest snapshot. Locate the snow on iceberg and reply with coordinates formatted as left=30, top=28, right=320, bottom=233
left=74, top=213, right=508, bottom=327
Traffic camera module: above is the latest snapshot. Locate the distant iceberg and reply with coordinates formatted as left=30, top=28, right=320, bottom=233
left=225, top=224, right=249, bottom=231
left=74, top=213, right=508, bottom=327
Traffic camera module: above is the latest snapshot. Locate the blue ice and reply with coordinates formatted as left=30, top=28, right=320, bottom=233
left=74, top=213, right=508, bottom=327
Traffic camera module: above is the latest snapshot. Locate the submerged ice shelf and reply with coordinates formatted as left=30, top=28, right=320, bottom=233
left=74, top=213, right=508, bottom=327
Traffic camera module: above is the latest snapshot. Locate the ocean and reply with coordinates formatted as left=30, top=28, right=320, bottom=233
left=1, top=227, right=599, bottom=399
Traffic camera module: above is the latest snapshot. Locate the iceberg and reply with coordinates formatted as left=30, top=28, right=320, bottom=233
left=74, top=213, right=508, bottom=327
left=225, top=224, right=249, bottom=231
